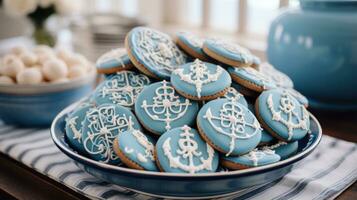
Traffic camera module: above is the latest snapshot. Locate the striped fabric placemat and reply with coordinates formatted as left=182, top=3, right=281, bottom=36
left=0, top=124, right=355, bottom=200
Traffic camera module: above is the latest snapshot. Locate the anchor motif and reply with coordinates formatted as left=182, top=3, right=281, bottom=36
left=141, top=81, right=192, bottom=131
left=67, top=116, right=82, bottom=143
left=162, top=125, right=215, bottom=174
left=241, top=148, right=275, bottom=166
left=100, top=71, right=150, bottom=107
left=124, top=130, right=155, bottom=163
left=96, top=48, right=126, bottom=67
left=137, top=28, right=187, bottom=73
left=173, top=59, right=223, bottom=98
left=83, top=105, right=134, bottom=163
left=203, top=101, right=261, bottom=156
left=267, top=91, right=309, bottom=141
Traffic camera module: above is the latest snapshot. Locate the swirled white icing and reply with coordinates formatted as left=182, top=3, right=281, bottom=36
left=203, top=101, right=261, bottom=156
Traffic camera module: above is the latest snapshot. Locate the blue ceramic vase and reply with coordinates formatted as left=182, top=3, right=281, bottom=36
left=267, top=0, right=357, bottom=110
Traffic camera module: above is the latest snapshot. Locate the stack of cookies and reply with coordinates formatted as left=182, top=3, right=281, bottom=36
left=64, top=27, right=312, bottom=174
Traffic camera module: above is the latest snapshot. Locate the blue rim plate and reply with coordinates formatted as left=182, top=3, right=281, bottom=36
left=51, top=103, right=322, bottom=199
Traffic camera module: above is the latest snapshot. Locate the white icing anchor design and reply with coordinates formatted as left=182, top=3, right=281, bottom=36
left=124, top=130, right=155, bottom=163
left=162, top=126, right=215, bottom=174
left=267, top=91, right=309, bottom=141
left=84, top=105, right=133, bottom=163
left=100, top=71, right=150, bottom=107
left=203, top=102, right=261, bottom=156
left=141, top=80, right=192, bottom=131
left=137, top=29, right=186, bottom=73
left=96, top=48, right=126, bottom=67
left=174, top=59, right=223, bottom=98
left=67, top=116, right=82, bottom=143
left=241, top=148, right=275, bottom=166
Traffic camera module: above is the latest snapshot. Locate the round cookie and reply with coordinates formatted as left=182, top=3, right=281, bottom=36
left=262, top=141, right=298, bottom=160
left=82, top=104, right=142, bottom=164
left=203, top=39, right=256, bottom=67
left=113, top=129, right=158, bottom=171
left=284, top=88, right=309, bottom=108
left=175, top=32, right=210, bottom=61
left=221, top=148, right=281, bottom=169
left=125, top=27, right=188, bottom=80
left=255, top=89, right=310, bottom=142
left=96, top=48, right=134, bottom=74
left=228, top=66, right=276, bottom=93
left=155, top=125, right=219, bottom=174
left=197, top=99, right=262, bottom=156
left=65, top=104, right=93, bottom=154
left=171, top=59, right=231, bottom=100
left=260, top=63, right=294, bottom=88
left=94, top=71, right=151, bottom=108
left=135, top=80, right=199, bottom=135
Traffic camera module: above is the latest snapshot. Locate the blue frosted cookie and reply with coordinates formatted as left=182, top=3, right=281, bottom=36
left=259, top=129, right=276, bottom=146
left=126, top=27, right=188, bottom=80
left=284, top=88, right=309, bottom=108
left=221, top=148, right=281, bottom=169
left=255, top=89, right=310, bottom=142
left=262, top=141, right=298, bottom=160
left=197, top=99, right=262, bottom=156
left=176, top=32, right=210, bottom=61
left=260, top=63, right=294, bottom=88
left=228, top=67, right=276, bottom=93
left=65, top=104, right=94, bottom=154
left=155, top=125, right=219, bottom=173
left=94, top=71, right=151, bottom=108
left=82, top=104, right=142, bottom=164
left=113, top=129, right=158, bottom=171
left=135, top=80, right=199, bottom=135
left=96, top=48, right=133, bottom=74
left=203, top=39, right=257, bottom=68
left=171, top=59, right=231, bottom=100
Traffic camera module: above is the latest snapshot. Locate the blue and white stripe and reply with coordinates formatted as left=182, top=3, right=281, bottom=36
left=0, top=124, right=355, bottom=200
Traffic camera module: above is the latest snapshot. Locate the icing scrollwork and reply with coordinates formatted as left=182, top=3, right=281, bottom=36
left=83, top=105, right=134, bottom=163
left=141, top=81, right=192, bottom=131
left=100, top=71, right=150, bottom=107
left=203, top=101, right=261, bottom=156
left=136, top=28, right=187, bottom=73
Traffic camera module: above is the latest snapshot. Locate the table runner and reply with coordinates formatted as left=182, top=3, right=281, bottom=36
left=0, top=124, right=355, bottom=200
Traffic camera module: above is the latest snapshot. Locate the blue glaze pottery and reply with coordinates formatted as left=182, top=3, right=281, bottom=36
left=0, top=71, right=96, bottom=127
left=51, top=103, right=322, bottom=199
left=267, top=0, right=357, bottom=110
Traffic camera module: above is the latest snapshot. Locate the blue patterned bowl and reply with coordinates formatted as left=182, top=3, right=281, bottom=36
left=51, top=103, right=322, bottom=199
left=0, top=71, right=96, bottom=127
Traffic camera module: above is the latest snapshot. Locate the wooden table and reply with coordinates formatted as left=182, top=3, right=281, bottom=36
left=0, top=109, right=356, bottom=200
